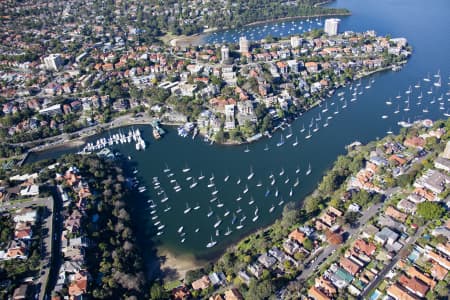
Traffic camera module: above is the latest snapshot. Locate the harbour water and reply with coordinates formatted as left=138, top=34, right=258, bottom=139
left=27, top=0, right=449, bottom=259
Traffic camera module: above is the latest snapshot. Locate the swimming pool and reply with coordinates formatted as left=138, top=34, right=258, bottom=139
left=370, top=289, right=381, bottom=300
left=408, top=249, right=420, bottom=262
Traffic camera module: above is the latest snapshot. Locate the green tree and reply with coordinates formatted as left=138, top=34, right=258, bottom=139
left=417, top=202, right=445, bottom=221
left=149, top=282, right=167, bottom=299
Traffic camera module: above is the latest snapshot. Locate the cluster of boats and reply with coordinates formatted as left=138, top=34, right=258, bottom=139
left=381, top=70, right=450, bottom=128
left=207, top=18, right=323, bottom=44
left=177, top=122, right=198, bottom=139
left=142, top=162, right=312, bottom=248
left=256, top=78, right=371, bottom=150
left=82, top=128, right=146, bottom=152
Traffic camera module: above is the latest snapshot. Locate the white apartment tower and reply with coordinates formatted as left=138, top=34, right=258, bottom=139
left=221, top=46, right=230, bottom=63
left=290, top=36, right=301, bottom=48
left=43, top=54, right=63, bottom=71
left=324, top=18, right=340, bottom=36
left=239, top=36, right=249, bottom=53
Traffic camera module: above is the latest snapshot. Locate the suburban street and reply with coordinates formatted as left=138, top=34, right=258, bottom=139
left=360, top=224, right=428, bottom=298
left=0, top=196, right=55, bottom=300
left=298, top=202, right=383, bottom=281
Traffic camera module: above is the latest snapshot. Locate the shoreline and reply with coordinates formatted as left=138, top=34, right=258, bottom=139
left=169, top=11, right=351, bottom=47
left=23, top=61, right=408, bottom=160
left=158, top=247, right=206, bottom=282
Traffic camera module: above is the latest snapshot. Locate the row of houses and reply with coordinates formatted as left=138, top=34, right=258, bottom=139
left=52, top=166, right=92, bottom=300
left=0, top=208, right=38, bottom=261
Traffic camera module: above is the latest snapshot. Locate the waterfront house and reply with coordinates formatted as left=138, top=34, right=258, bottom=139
left=283, top=239, right=300, bottom=256
left=237, top=270, right=251, bottom=285
left=209, top=272, right=226, bottom=286
left=247, top=263, right=264, bottom=279
left=12, top=284, right=29, bottom=300
left=257, top=253, right=276, bottom=269
left=172, top=285, right=191, bottom=300
left=191, top=275, right=211, bottom=290
left=404, top=136, right=426, bottom=149
left=288, top=228, right=307, bottom=244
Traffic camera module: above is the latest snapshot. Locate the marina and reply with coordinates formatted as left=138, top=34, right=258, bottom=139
left=25, top=0, right=450, bottom=258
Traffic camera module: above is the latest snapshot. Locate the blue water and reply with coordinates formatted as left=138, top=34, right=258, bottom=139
left=28, top=0, right=450, bottom=258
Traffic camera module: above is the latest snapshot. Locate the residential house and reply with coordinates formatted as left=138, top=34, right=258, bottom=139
left=374, top=227, right=399, bottom=246
left=435, top=156, right=450, bottom=172
left=406, top=266, right=436, bottom=290
left=209, top=272, right=226, bottom=286
left=191, top=275, right=211, bottom=290
left=68, top=270, right=88, bottom=298
left=387, top=283, right=420, bottom=300
left=283, top=239, right=300, bottom=256
left=237, top=271, right=251, bottom=285
left=432, top=226, right=450, bottom=240
left=431, top=262, right=448, bottom=280
left=172, top=285, right=191, bottom=300
left=288, top=228, right=307, bottom=244
left=209, top=294, right=224, bottom=300
left=257, top=253, right=276, bottom=269
left=340, top=256, right=361, bottom=276
left=224, top=288, right=243, bottom=300
left=247, top=263, right=264, bottom=279
left=385, top=206, right=408, bottom=223
left=436, top=242, right=450, bottom=257
left=415, top=169, right=450, bottom=195
left=308, top=286, right=332, bottom=300
left=13, top=208, right=37, bottom=223
left=315, top=276, right=337, bottom=296
left=404, top=136, right=425, bottom=149
left=12, top=284, right=29, bottom=300
left=5, top=240, right=28, bottom=260
left=425, top=250, right=450, bottom=270
left=397, top=199, right=417, bottom=214
left=398, top=275, right=429, bottom=298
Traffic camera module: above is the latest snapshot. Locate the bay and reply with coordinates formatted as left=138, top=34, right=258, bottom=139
left=27, top=0, right=449, bottom=260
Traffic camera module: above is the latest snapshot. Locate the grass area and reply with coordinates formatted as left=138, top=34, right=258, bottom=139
left=376, top=280, right=388, bottom=292
left=164, top=280, right=183, bottom=291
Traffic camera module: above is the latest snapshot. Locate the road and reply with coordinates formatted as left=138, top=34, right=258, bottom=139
left=298, top=202, right=383, bottom=281
left=360, top=224, right=427, bottom=298
left=0, top=196, right=54, bottom=300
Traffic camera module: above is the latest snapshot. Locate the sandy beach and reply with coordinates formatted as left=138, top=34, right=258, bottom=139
left=158, top=248, right=206, bottom=281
